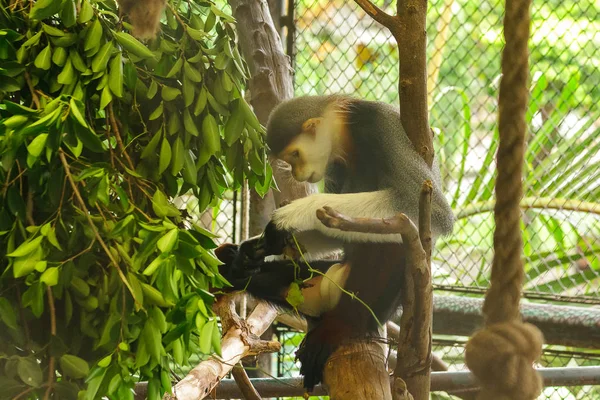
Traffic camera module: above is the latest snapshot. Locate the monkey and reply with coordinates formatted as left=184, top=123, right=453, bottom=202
left=116, top=0, right=167, bottom=40
left=215, top=95, right=455, bottom=391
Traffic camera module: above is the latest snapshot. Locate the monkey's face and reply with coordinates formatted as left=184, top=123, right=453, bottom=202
left=276, top=118, right=332, bottom=183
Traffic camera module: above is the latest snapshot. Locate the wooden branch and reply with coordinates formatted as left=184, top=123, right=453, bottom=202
left=354, top=0, right=397, bottom=28
left=396, top=0, right=433, bottom=167
left=167, top=296, right=280, bottom=400
left=317, top=206, right=428, bottom=400
left=395, top=183, right=433, bottom=400
left=229, top=0, right=316, bottom=228
left=352, top=0, right=433, bottom=167
left=232, top=364, right=262, bottom=400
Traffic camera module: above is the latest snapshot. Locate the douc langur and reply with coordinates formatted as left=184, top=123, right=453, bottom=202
left=215, top=95, right=455, bottom=391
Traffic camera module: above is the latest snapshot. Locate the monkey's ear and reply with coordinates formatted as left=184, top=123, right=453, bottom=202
left=301, top=118, right=322, bottom=136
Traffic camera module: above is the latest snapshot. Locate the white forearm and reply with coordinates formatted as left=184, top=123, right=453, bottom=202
left=271, top=190, right=404, bottom=243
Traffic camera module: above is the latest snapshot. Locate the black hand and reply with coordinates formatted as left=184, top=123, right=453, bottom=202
left=261, top=221, right=289, bottom=256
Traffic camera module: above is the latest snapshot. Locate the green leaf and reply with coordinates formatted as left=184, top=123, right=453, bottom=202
left=149, top=102, right=163, bottom=120
left=114, top=32, right=155, bottom=59
left=30, top=0, right=63, bottom=20
left=42, top=23, right=66, bottom=37
left=3, top=115, right=29, bottom=129
left=286, top=282, right=304, bottom=308
left=161, top=86, right=181, bottom=102
left=147, top=80, right=158, bottom=99
left=109, top=54, right=124, bottom=98
left=204, top=11, right=217, bottom=32
left=167, top=113, right=181, bottom=136
left=224, top=104, right=245, bottom=146
left=57, top=58, right=74, bottom=84
left=157, top=229, right=178, bottom=253
left=7, top=236, right=43, bottom=257
left=52, top=47, right=69, bottom=67
left=202, top=114, right=221, bottom=155
left=141, top=283, right=174, bottom=307
left=100, top=86, right=113, bottom=110
left=92, top=41, right=113, bottom=73
left=61, top=0, right=77, bottom=27
left=74, top=124, right=105, bottom=153
left=182, top=150, right=197, bottom=185
left=40, top=267, right=60, bottom=286
left=211, top=319, right=222, bottom=356
left=97, top=354, right=112, bottom=368
left=34, top=260, right=47, bottom=272
left=199, top=319, right=214, bottom=354
left=78, top=0, right=94, bottom=24
left=27, top=133, right=48, bottom=157
left=194, top=87, right=208, bottom=116
left=142, top=256, right=165, bottom=276
left=170, top=137, right=185, bottom=176
left=18, top=357, right=43, bottom=387
left=183, top=77, right=195, bottom=107
left=158, top=137, right=172, bottom=175
left=183, top=109, right=199, bottom=136
left=142, top=131, right=162, bottom=159
left=46, top=226, right=63, bottom=251
left=183, top=61, right=202, bottom=83
left=70, top=49, right=87, bottom=72
left=69, top=98, right=88, bottom=128
left=34, top=44, right=52, bottom=70
left=60, top=354, right=90, bottom=379
left=85, top=19, right=102, bottom=52
left=186, top=27, right=207, bottom=41
left=166, top=58, right=183, bottom=78
left=0, top=297, right=18, bottom=330
left=152, top=190, right=169, bottom=218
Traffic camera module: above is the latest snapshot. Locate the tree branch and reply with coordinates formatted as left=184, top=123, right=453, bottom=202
left=231, top=364, right=262, bottom=400
left=395, top=183, right=433, bottom=400
left=167, top=296, right=280, bottom=400
left=108, top=103, right=135, bottom=170
left=353, top=0, right=397, bottom=29
left=58, top=150, right=141, bottom=308
left=43, top=287, right=56, bottom=400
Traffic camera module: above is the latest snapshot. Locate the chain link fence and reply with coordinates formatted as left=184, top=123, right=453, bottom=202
left=262, top=0, right=600, bottom=398
left=190, top=0, right=599, bottom=397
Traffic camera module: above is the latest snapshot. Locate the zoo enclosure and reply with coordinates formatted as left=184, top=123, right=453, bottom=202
left=198, top=0, right=600, bottom=398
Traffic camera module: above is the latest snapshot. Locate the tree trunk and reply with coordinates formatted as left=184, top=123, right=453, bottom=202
left=229, top=0, right=315, bottom=237
left=228, top=0, right=314, bottom=388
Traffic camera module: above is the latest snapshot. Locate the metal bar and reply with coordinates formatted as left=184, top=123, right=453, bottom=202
left=192, top=367, right=600, bottom=399
left=410, top=294, right=600, bottom=349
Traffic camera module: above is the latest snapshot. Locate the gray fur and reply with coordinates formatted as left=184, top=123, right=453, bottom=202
left=267, top=95, right=455, bottom=237
left=266, top=95, right=344, bottom=154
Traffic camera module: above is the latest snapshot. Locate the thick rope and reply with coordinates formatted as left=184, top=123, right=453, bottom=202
left=464, top=0, right=544, bottom=398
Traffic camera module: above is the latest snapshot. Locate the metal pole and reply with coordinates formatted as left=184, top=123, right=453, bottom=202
left=167, top=367, right=600, bottom=399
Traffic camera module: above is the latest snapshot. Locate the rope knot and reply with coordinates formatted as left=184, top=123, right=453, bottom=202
left=465, top=321, right=544, bottom=399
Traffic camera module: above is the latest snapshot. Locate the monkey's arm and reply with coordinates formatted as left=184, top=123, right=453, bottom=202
left=271, top=190, right=404, bottom=243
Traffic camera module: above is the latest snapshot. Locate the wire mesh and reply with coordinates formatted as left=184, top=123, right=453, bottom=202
left=292, top=0, right=600, bottom=303
left=263, top=0, right=600, bottom=398
left=192, top=0, right=599, bottom=397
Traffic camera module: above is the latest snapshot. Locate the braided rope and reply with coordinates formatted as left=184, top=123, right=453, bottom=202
left=464, top=0, right=544, bottom=398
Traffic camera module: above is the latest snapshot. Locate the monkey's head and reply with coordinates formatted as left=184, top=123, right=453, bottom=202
left=266, top=95, right=350, bottom=183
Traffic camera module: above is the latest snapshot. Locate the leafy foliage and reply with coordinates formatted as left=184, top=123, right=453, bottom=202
left=0, top=0, right=271, bottom=398
left=433, top=70, right=600, bottom=298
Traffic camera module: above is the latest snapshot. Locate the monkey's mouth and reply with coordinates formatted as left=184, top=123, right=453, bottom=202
left=307, top=172, right=322, bottom=183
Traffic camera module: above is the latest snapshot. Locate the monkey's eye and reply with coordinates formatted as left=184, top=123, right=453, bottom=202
left=290, top=150, right=300, bottom=159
